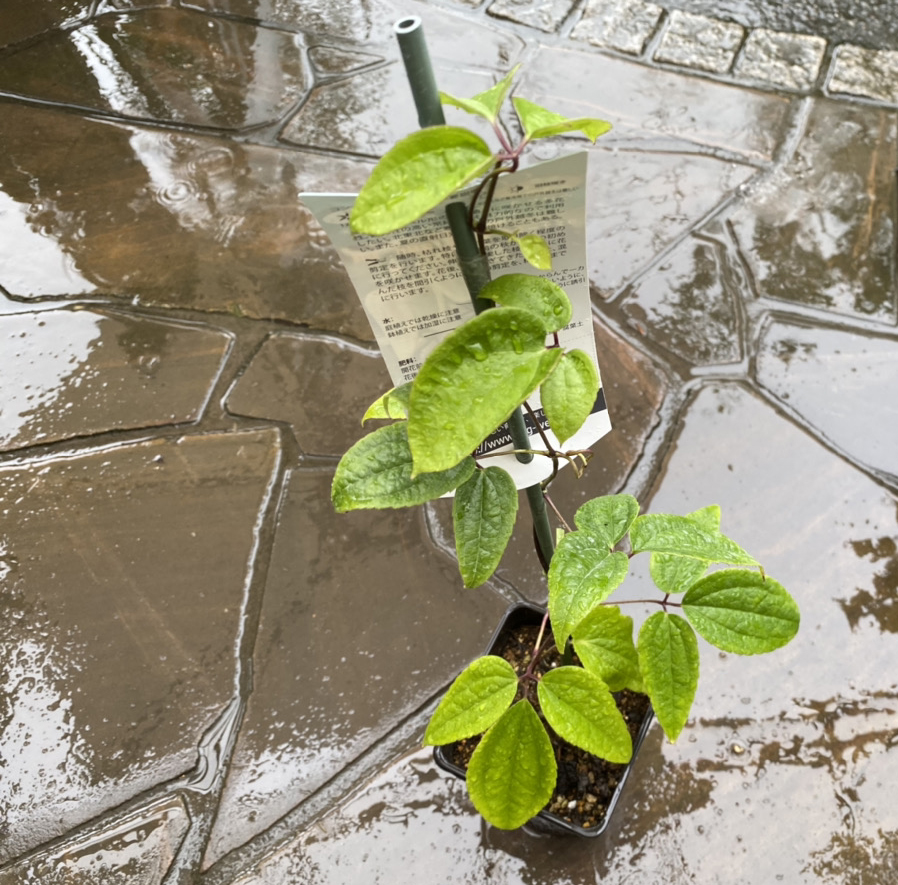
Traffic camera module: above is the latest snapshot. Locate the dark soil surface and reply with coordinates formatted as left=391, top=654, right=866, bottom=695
left=441, top=622, right=652, bottom=833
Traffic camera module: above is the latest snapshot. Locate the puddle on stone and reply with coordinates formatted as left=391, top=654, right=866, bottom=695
left=730, top=98, right=898, bottom=322
left=0, top=796, right=189, bottom=885
left=0, top=8, right=309, bottom=130
left=205, top=469, right=508, bottom=864
left=0, top=307, right=231, bottom=451
left=757, top=319, right=898, bottom=478
left=0, top=0, right=89, bottom=49
left=0, top=429, right=281, bottom=862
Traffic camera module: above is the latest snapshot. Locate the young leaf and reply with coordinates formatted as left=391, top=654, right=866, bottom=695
left=649, top=553, right=708, bottom=596
left=332, top=422, right=475, bottom=511
left=407, top=309, right=562, bottom=475
left=453, top=466, right=519, bottom=588
left=423, top=655, right=518, bottom=745
left=574, top=494, right=640, bottom=549
left=467, top=700, right=556, bottom=830
left=439, top=64, right=520, bottom=123
left=629, top=513, right=759, bottom=566
left=515, top=234, right=553, bottom=270
left=682, top=570, right=800, bottom=654
left=362, top=383, right=412, bottom=423
left=548, top=534, right=629, bottom=649
left=512, top=97, right=612, bottom=143
left=540, top=349, right=599, bottom=445
left=478, top=273, right=571, bottom=331
left=350, top=126, right=495, bottom=236
left=638, top=612, right=699, bottom=742
left=537, top=667, right=633, bottom=763
left=571, top=605, right=643, bottom=692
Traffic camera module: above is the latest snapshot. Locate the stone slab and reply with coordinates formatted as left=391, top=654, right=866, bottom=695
left=571, top=0, right=663, bottom=55
left=0, top=103, right=373, bottom=338
left=734, top=28, right=827, bottom=91
left=729, top=98, right=898, bottom=322
left=233, top=386, right=898, bottom=884
left=487, top=0, right=579, bottom=33
left=0, top=8, right=309, bottom=130
left=757, top=319, right=898, bottom=480
left=0, top=308, right=231, bottom=452
left=0, top=796, right=189, bottom=885
left=654, top=10, right=745, bottom=74
left=226, top=333, right=392, bottom=457
left=519, top=45, right=793, bottom=162
left=204, top=469, right=508, bottom=863
left=0, top=429, right=281, bottom=862
left=0, top=0, right=91, bottom=50
left=830, top=44, right=898, bottom=105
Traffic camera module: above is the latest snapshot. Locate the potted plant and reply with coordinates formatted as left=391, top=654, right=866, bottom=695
left=329, top=55, right=800, bottom=833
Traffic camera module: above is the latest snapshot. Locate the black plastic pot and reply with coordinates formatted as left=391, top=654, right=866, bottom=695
left=433, top=602, right=654, bottom=837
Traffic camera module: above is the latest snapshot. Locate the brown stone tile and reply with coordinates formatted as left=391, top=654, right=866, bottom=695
left=730, top=99, right=898, bottom=322
left=0, top=8, right=309, bottom=130
left=0, top=103, right=372, bottom=338
left=757, top=319, right=898, bottom=480
left=205, top=468, right=508, bottom=863
left=0, top=429, right=281, bottom=862
left=226, top=332, right=392, bottom=457
left=0, top=0, right=91, bottom=50
left=0, top=796, right=189, bottom=885
left=0, top=308, right=231, bottom=452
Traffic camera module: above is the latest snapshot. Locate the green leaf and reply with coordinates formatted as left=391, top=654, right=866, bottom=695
left=350, top=126, right=495, bottom=235
left=478, top=273, right=571, bottom=331
left=423, top=655, right=518, bottom=745
left=682, top=570, right=800, bottom=654
left=453, top=467, right=519, bottom=588
left=439, top=65, right=520, bottom=123
left=574, top=494, right=640, bottom=549
left=537, top=667, right=632, bottom=763
left=548, top=534, right=629, bottom=649
left=407, top=309, right=562, bottom=475
left=332, top=422, right=475, bottom=511
left=467, top=701, right=556, bottom=830
left=688, top=504, right=721, bottom=531
left=637, top=612, right=699, bottom=742
left=649, top=553, right=708, bottom=596
left=362, top=383, right=412, bottom=423
left=629, top=513, right=759, bottom=566
left=540, top=349, right=599, bottom=445
left=512, top=97, right=612, bottom=143
left=516, top=234, right=553, bottom=270
left=571, top=605, right=643, bottom=692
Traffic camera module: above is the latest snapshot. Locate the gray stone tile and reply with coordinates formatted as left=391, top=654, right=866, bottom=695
left=226, top=333, right=392, bottom=457
left=734, top=28, right=827, bottom=91
left=0, top=103, right=373, bottom=338
left=571, top=0, right=663, bottom=55
left=729, top=98, right=898, bottom=322
left=0, top=308, right=230, bottom=452
left=655, top=10, right=745, bottom=74
left=0, top=430, right=281, bottom=862
left=620, top=237, right=742, bottom=366
left=307, top=46, right=383, bottom=76
left=829, top=45, right=898, bottom=105
left=518, top=46, right=793, bottom=161
left=757, top=320, right=898, bottom=480
left=281, top=62, right=495, bottom=157
left=239, top=386, right=898, bottom=883
left=205, top=469, right=508, bottom=863
left=0, top=8, right=309, bottom=130
left=0, top=796, right=189, bottom=885
left=487, top=0, right=579, bottom=33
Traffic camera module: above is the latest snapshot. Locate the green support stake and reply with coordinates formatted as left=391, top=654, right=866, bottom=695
left=393, top=16, right=553, bottom=565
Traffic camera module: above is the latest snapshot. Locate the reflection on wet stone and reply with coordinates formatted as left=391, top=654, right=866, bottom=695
left=620, top=238, right=742, bottom=366
left=731, top=99, right=898, bottom=321
left=0, top=308, right=231, bottom=451
left=226, top=333, right=392, bottom=456
left=0, top=796, right=190, bottom=885
left=205, top=470, right=507, bottom=863
left=0, top=8, right=309, bottom=130
left=307, top=45, right=382, bottom=76
left=0, top=430, right=280, bottom=862
left=840, top=527, right=898, bottom=634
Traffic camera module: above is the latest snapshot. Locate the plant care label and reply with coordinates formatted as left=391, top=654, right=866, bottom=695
left=302, top=152, right=610, bottom=488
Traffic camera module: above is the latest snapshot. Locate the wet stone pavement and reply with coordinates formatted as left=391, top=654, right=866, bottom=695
left=0, top=0, right=896, bottom=882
